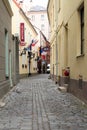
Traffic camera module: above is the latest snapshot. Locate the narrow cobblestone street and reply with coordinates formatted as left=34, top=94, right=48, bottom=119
left=0, top=74, right=87, bottom=130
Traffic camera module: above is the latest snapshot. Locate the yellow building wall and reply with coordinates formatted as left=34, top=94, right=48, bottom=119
left=19, top=11, right=37, bottom=75
left=61, top=0, right=87, bottom=81
left=48, top=0, right=87, bottom=103
left=48, top=0, right=87, bottom=81
left=48, top=0, right=58, bottom=78
left=12, top=1, right=37, bottom=76
left=52, top=0, right=87, bottom=81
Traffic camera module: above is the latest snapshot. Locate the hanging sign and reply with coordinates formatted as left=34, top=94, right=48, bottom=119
left=20, top=23, right=25, bottom=46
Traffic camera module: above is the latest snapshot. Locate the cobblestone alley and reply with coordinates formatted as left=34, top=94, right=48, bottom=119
left=0, top=74, right=87, bottom=130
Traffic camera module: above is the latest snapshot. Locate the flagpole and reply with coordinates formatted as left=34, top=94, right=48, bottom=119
left=38, top=29, right=42, bottom=73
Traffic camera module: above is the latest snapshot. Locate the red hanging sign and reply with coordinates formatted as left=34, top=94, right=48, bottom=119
left=20, top=23, right=25, bottom=46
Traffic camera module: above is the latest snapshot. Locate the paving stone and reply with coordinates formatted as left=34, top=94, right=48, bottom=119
left=0, top=74, right=87, bottom=130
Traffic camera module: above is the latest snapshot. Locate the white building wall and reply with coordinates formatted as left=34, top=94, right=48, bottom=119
left=27, top=9, right=50, bottom=48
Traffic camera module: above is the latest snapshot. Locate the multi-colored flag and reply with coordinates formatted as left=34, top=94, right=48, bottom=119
left=40, top=31, right=50, bottom=47
left=31, top=39, right=38, bottom=46
left=27, top=43, right=32, bottom=50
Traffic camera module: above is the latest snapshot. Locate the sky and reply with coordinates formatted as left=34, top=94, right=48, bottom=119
left=32, top=0, right=48, bottom=7
left=24, top=0, right=48, bottom=8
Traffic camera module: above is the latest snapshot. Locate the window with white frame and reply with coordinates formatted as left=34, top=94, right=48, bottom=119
left=41, top=24, right=45, bottom=31
left=77, top=3, right=84, bottom=57
left=31, top=15, right=35, bottom=21
left=41, top=15, right=44, bottom=21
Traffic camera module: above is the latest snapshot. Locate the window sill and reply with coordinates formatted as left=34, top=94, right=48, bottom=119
left=5, top=76, right=9, bottom=80
left=76, top=54, right=84, bottom=58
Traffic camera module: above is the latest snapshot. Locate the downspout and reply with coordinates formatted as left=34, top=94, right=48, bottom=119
left=55, top=0, right=58, bottom=84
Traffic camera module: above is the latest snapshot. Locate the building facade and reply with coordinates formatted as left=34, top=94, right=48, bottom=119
left=12, top=35, right=20, bottom=86
left=0, top=0, right=13, bottom=98
left=12, top=0, right=37, bottom=78
left=48, top=0, right=87, bottom=103
left=26, top=6, right=50, bottom=72
left=27, top=5, right=49, bottom=43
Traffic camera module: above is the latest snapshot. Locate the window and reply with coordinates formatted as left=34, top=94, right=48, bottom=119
left=41, top=15, right=44, bottom=21
left=80, top=7, right=84, bottom=54
left=57, top=0, right=61, bottom=12
left=5, top=29, right=9, bottom=78
left=77, top=3, right=84, bottom=57
left=41, top=24, right=45, bottom=31
left=31, top=15, right=35, bottom=21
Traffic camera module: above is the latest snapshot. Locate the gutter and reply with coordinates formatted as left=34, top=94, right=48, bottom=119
left=19, top=8, right=38, bottom=36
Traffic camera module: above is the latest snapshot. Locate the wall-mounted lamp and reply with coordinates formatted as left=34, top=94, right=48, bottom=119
left=19, top=48, right=26, bottom=56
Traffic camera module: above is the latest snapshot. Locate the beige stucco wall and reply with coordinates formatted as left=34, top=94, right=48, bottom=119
left=19, top=10, right=37, bottom=75
left=68, top=12, right=87, bottom=81
left=48, top=0, right=56, bottom=77
left=0, top=0, right=13, bottom=98
left=0, top=0, right=12, bottom=81
left=47, top=0, right=87, bottom=103
left=61, top=0, right=87, bottom=81
left=48, top=0, right=87, bottom=82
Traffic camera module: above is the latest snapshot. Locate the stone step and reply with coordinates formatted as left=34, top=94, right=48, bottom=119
left=0, top=101, right=5, bottom=108
left=58, top=84, right=68, bottom=92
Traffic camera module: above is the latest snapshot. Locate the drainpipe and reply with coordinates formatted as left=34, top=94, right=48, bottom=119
left=55, top=0, right=58, bottom=84
left=55, top=32, right=58, bottom=84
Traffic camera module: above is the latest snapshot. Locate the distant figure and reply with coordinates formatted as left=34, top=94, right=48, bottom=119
left=43, top=64, right=45, bottom=73
left=37, top=58, right=42, bottom=73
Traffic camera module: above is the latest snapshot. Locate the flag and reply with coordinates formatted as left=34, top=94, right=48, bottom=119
left=31, top=39, right=38, bottom=46
left=41, top=55, right=46, bottom=60
left=40, top=31, right=47, bottom=41
left=41, top=51, right=47, bottom=55
left=42, top=46, right=50, bottom=52
left=38, top=46, right=43, bottom=56
left=27, top=39, right=38, bottom=50
left=40, top=31, right=50, bottom=46
left=27, top=43, right=32, bottom=51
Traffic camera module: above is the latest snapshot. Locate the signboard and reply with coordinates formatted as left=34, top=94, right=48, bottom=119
left=20, top=23, right=25, bottom=46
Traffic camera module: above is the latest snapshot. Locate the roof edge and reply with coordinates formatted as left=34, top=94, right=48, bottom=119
left=3, top=0, right=13, bottom=16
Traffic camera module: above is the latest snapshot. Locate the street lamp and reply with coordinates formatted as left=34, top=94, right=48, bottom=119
left=28, top=51, right=32, bottom=76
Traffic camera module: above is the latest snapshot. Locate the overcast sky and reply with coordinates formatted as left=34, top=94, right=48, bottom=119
left=32, top=0, right=48, bottom=7
left=24, top=0, right=48, bottom=8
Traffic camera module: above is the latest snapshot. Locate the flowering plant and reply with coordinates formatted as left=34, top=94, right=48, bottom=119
left=64, top=70, right=69, bottom=76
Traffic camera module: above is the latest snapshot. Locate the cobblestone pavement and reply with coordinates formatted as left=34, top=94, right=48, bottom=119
left=0, top=74, right=87, bottom=130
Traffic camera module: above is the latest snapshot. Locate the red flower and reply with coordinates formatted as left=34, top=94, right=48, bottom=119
left=64, top=70, right=69, bottom=76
